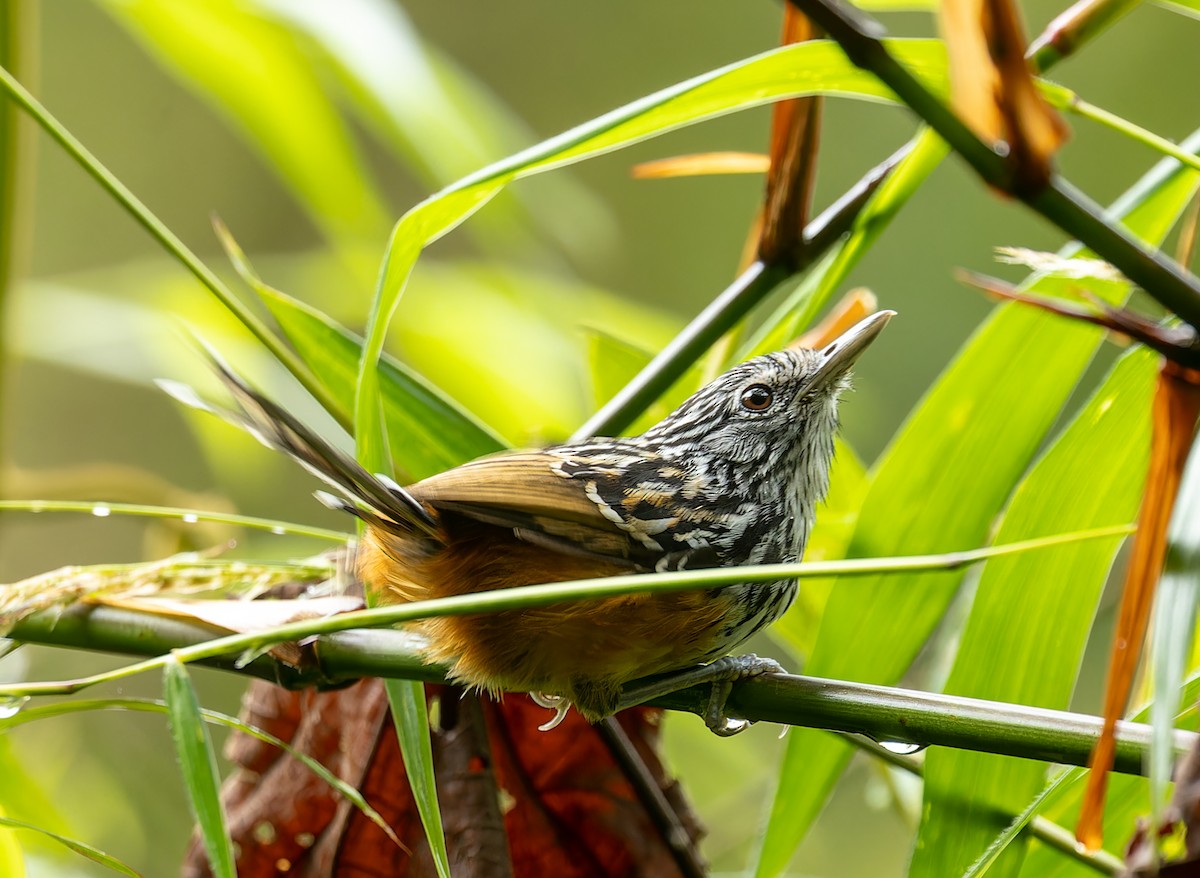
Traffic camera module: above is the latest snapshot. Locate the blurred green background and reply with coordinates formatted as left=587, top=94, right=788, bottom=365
left=2, top=0, right=1199, bottom=875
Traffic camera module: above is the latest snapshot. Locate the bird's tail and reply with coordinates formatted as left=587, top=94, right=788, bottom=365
left=158, top=355, right=440, bottom=539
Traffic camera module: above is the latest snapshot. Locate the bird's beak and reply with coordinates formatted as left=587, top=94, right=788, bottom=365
left=806, top=309, right=895, bottom=393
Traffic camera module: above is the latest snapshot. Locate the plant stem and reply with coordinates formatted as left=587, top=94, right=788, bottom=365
left=0, top=64, right=349, bottom=430
left=782, top=0, right=1200, bottom=331
left=1027, top=0, right=1144, bottom=70
left=0, top=0, right=35, bottom=484
left=5, top=602, right=1191, bottom=782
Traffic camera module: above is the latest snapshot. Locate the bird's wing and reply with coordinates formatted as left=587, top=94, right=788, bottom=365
left=409, top=450, right=660, bottom=566
left=411, top=447, right=722, bottom=569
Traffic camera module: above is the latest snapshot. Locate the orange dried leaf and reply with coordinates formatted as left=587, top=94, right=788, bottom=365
left=940, top=0, right=1068, bottom=190
left=759, top=5, right=823, bottom=264
left=631, top=152, right=770, bottom=179
left=1077, top=364, right=1200, bottom=849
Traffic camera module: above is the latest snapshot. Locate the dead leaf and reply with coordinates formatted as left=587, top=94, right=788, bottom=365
left=183, top=681, right=703, bottom=876
left=631, top=152, right=770, bottom=179
left=1078, top=364, right=1200, bottom=849
left=940, top=0, right=1068, bottom=192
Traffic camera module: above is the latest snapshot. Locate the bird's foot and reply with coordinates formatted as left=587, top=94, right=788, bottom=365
left=618, top=653, right=786, bottom=736
left=529, top=691, right=572, bottom=731
left=700, top=654, right=784, bottom=735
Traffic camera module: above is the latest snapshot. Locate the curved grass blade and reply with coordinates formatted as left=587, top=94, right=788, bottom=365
left=2, top=697, right=404, bottom=852
left=910, top=347, right=1156, bottom=878
left=0, top=816, right=139, bottom=877
left=353, top=37, right=954, bottom=460
left=982, top=671, right=1200, bottom=877
left=385, top=679, right=448, bottom=876
left=753, top=133, right=1200, bottom=878
left=163, top=657, right=234, bottom=878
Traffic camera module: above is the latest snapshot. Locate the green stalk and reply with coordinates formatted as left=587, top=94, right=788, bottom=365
left=0, top=64, right=349, bottom=429
left=6, top=602, right=1193, bottom=781
left=1028, top=0, right=1145, bottom=70
left=0, top=0, right=35, bottom=481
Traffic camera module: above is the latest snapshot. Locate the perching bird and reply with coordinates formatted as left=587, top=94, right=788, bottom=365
left=162, top=310, right=891, bottom=735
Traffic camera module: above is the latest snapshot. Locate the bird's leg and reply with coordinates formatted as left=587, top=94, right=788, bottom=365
left=618, top=654, right=785, bottom=736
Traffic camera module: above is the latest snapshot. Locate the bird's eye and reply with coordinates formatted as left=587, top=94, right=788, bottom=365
left=740, top=384, right=774, bottom=411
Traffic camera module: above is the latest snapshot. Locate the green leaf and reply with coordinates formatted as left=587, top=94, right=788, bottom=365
left=385, top=679, right=449, bottom=878
left=1014, top=673, right=1200, bottom=878
left=584, top=329, right=679, bottom=435
left=0, top=816, right=140, bottom=877
left=0, top=735, right=66, bottom=841
left=96, top=0, right=390, bottom=264
left=753, top=138, right=1200, bottom=878
left=352, top=37, right=952, bottom=439
left=967, top=668, right=1200, bottom=878
left=910, top=347, right=1156, bottom=878
left=163, top=657, right=234, bottom=878
left=259, top=284, right=507, bottom=480
left=1156, top=0, right=1200, bottom=21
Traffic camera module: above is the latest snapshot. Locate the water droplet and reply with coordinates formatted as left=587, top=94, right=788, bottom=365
left=876, top=739, right=927, bottom=755
left=182, top=513, right=199, bottom=524
left=0, top=696, right=29, bottom=719
left=91, top=504, right=112, bottom=518
left=717, top=716, right=751, bottom=736
left=270, top=526, right=286, bottom=535
left=29, top=502, right=45, bottom=513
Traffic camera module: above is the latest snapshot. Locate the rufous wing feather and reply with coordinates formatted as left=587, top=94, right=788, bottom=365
left=410, top=452, right=650, bottom=566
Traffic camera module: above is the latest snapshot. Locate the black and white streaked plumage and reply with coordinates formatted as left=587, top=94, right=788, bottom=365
left=167, top=311, right=892, bottom=734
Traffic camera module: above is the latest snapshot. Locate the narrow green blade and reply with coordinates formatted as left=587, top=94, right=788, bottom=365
left=0, top=816, right=140, bottom=878
left=910, top=348, right=1155, bottom=878
left=163, top=657, right=235, bottom=878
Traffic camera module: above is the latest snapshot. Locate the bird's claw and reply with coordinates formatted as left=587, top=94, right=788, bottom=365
left=530, top=691, right=572, bottom=731
left=702, top=654, right=785, bottom=736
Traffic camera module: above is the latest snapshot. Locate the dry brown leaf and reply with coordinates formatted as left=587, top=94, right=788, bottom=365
left=1078, top=364, right=1200, bottom=849
left=183, top=682, right=703, bottom=876
left=631, top=152, right=770, bottom=179
left=940, top=0, right=1068, bottom=191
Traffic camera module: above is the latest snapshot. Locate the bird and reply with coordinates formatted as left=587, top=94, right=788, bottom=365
left=161, top=310, right=892, bottom=735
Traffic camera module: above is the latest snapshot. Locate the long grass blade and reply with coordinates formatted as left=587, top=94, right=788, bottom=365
left=163, top=657, right=234, bottom=878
